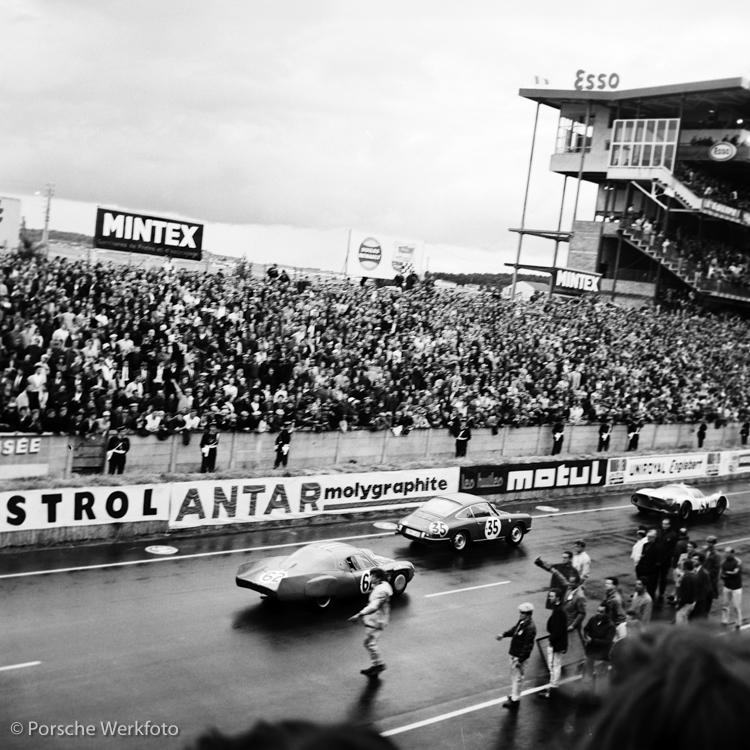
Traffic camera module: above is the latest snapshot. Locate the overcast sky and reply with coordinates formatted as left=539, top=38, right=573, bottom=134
left=2, top=0, right=749, bottom=273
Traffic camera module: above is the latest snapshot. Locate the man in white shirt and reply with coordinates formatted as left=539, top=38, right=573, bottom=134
left=348, top=568, right=393, bottom=676
left=572, top=540, right=592, bottom=584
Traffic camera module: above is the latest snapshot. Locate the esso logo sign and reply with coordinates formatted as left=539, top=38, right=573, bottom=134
left=574, top=70, right=620, bottom=91
left=709, top=142, right=737, bottom=162
left=429, top=521, right=448, bottom=537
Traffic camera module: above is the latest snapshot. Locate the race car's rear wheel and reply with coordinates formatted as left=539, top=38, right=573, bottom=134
left=506, top=523, right=525, bottom=547
left=314, top=596, right=333, bottom=609
left=451, top=530, right=470, bottom=552
left=391, top=571, right=408, bottom=596
left=678, top=501, right=692, bottom=521
left=713, top=497, right=728, bottom=517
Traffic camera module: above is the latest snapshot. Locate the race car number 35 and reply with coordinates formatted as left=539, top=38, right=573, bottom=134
left=485, top=518, right=501, bottom=539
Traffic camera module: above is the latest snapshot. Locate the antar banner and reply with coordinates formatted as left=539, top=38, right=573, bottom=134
left=94, top=208, right=203, bottom=260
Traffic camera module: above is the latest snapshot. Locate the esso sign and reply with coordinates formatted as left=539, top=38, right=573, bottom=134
left=574, top=70, right=620, bottom=91
left=709, top=142, right=737, bottom=162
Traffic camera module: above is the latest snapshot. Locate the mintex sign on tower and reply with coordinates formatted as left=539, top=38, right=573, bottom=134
left=94, top=208, right=203, bottom=261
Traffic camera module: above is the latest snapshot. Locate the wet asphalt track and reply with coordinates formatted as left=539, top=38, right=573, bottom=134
left=2, top=480, right=750, bottom=750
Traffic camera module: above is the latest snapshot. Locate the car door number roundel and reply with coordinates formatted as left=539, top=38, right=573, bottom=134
left=485, top=518, right=501, bottom=539
left=360, top=571, right=372, bottom=593
left=429, top=521, right=448, bottom=537
left=260, top=570, right=287, bottom=584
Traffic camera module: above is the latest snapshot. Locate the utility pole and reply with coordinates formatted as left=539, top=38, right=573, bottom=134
left=42, top=183, right=54, bottom=255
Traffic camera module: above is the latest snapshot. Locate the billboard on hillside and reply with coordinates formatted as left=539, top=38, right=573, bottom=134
left=345, top=230, right=425, bottom=280
left=94, top=207, right=203, bottom=260
left=0, top=196, right=21, bottom=251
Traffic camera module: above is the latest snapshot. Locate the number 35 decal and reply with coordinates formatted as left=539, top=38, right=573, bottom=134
left=485, top=518, right=501, bottom=539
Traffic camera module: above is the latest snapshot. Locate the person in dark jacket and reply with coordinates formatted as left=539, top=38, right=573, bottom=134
left=200, top=423, right=219, bottom=473
left=704, top=535, right=721, bottom=611
left=654, top=518, right=678, bottom=605
left=635, top=529, right=660, bottom=600
left=675, top=559, right=697, bottom=624
left=535, top=552, right=579, bottom=595
left=626, top=421, right=641, bottom=451
left=597, top=421, right=612, bottom=452
left=274, top=422, right=292, bottom=468
left=691, top=553, right=713, bottom=619
left=583, top=604, right=615, bottom=695
left=454, top=420, right=471, bottom=457
left=106, top=425, right=130, bottom=475
left=539, top=589, right=568, bottom=699
left=551, top=421, right=564, bottom=455
left=496, top=602, right=537, bottom=710
left=741, top=421, right=750, bottom=446
left=697, top=421, right=707, bottom=448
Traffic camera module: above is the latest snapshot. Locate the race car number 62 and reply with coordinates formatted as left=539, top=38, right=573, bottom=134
left=260, top=570, right=287, bottom=583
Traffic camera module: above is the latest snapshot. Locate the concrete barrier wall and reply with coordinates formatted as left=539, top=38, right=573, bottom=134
left=33, top=421, right=746, bottom=478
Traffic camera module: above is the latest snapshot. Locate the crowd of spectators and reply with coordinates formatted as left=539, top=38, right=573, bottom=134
left=1, top=252, right=749, bottom=441
left=675, top=162, right=750, bottom=213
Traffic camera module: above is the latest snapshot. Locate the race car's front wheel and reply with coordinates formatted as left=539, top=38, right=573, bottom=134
left=451, top=530, right=470, bottom=552
left=678, top=502, right=692, bottom=521
left=391, top=571, right=408, bottom=596
left=714, top=497, right=728, bottom=517
left=506, top=523, right=525, bottom=546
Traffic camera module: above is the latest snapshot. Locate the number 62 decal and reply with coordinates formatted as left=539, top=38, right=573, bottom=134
left=360, top=571, right=372, bottom=593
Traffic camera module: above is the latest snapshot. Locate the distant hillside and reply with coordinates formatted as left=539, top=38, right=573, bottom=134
left=432, top=271, right=551, bottom=288
left=24, top=229, right=94, bottom=246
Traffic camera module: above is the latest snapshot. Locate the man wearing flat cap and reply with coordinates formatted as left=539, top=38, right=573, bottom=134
left=496, top=603, right=536, bottom=709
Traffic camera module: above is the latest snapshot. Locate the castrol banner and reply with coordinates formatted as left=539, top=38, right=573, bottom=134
left=606, top=452, right=715, bottom=486
left=169, top=468, right=458, bottom=528
left=0, top=485, right=170, bottom=532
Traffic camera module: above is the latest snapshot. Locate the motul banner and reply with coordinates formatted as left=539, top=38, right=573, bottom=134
left=459, top=459, right=606, bottom=495
left=94, top=207, right=203, bottom=260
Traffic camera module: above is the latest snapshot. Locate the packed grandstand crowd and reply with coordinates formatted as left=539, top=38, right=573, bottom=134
left=675, top=162, right=750, bottom=213
left=1, top=252, right=749, bottom=438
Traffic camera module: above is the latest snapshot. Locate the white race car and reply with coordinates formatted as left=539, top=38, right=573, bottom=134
left=631, top=483, right=728, bottom=520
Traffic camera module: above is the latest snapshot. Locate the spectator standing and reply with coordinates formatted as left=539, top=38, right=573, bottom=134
left=562, top=575, right=587, bottom=636
left=454, top=420, right=471, bottom=458
left=348, top=568, right=392, bottom=677
left=704, top=535, right=721, bottom=611
left=741, top=421, right=749, bottom=446
left=274, top=422, right=292, bottom=469
left=496, top=603, right=536, bottom=710
left=635, top=529, right=660, bottom=600
left=603, top=576, right=627, bottom=641
left=539, top=589, right=568, bottom=699
left=721, top=547, right=743, bottom=630
left=551, top=420, right=564, bottom=455
left=535, top=551, right=579, bottom=593
left=200, top=424, right=219, bottom=473
left=572, top=540, right=591, bottom=584
left=675, top=559, right=697, bottom=625
left=654, top=518, right=678, bottom=605
left=697, top=421, right=707, bottom=448
left=629, top=579, right=653, bottom=624
left=692, top=553, right=713, bottom=619
left=630, top=527, right=648, bottom=571
left=106, top=425, right=130, bottom=475
left=582, top=604, right=615, bottom=696
left=626, top=421, right=641, bottom=452
left=597, top=420, right=612, bottom=452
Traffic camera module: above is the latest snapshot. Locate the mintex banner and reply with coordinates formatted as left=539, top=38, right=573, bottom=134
left=94, top=207, right=203, bottom=260
left=169, top=468, right=458, bottom=528
left=0, top=485, right=170, bottom=532
left=459, top=459, right=606, bottom=495
left=606, top=453, right=714, bottom=486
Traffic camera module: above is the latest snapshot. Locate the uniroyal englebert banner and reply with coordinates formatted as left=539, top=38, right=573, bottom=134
left=345, top=230, right=425, bottom=280
left=0, top=485, right=170, bottom=532
left=718, top=449, right=750, bottom=476
left=606, top=452, right=718, bottom=486
left=169, top=468, right=458, bottom=528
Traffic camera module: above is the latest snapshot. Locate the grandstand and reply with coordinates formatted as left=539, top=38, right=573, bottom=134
left=518, top=76, right=750, bottom=310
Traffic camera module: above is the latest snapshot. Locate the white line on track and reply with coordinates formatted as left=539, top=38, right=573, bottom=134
left=0, top=532, right=393, bottom=580
left=381, top=675, right=581, bottom=737
left=3, top=488, right=750, bottom=580
left=424, top=581, right=510, bottom=598
left=0, top=661, right=41, bottom=672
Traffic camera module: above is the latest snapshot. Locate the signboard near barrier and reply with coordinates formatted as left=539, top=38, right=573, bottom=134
left=0, top=485, right=170, bottom=532
left=169, top=468, right=459, bottom=528
left=0, top=434, right=51, bottom=479
left=459, top=459, right=606, bottom=495
left=606, top=453, right=716, bottom=486
left=719, top=450, right=750, bottom=476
